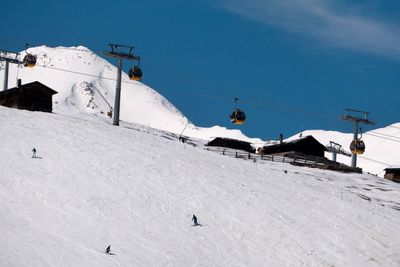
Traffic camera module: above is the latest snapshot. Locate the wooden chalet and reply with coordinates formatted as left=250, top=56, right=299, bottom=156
left=262, top=135, right=326, bottom=158
left=0, top=81, right=57, bottom=113
left=384, top=167, right=400, bottom=183
left=205, top=137, right=256, bottom=153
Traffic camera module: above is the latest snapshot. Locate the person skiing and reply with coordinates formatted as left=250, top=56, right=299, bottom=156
left=32, top=148, right=37, bottom=158
left=192, top=214, right=199, bottom=226
left=106, top=245, right=111, bottom=254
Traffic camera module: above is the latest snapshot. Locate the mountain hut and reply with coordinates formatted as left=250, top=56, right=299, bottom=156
left=384, top=167, right=400, bottom=183
left=262, top=135, right=326, bottom=158
left=0, top=81, right=58, bottom=113
left=206, top=137, right=256, bottom=153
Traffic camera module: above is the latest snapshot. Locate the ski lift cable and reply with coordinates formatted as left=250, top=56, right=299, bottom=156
left=367, top=130, right=400, bottom=140
left=34, top=64, right=138, bottom=85
left=363, top=132, right=400, bottom=143
left=93, top=85, right=112, bottom=110
left=21, top=64, right=134, bottom=110
left=35, top=64, right=115, bottom=81
left=17, top=57, right=398, bottom=137
left=192, top=92, right=396, bottom=134
left=25, top=50, right=367, bottom=123
left=192, top=92, right=339, bottom=120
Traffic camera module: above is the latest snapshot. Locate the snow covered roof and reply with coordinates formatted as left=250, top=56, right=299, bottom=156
left=0, top=81, right=58, bottom=113
left=262, top=135, right=326, bottom=158
left=1, top=81, right=57, bottom=95
left=206, top=137, right=256, bottom=153
left=384, top=167, right=400, bottom=172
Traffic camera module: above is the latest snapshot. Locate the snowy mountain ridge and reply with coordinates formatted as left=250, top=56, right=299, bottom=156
left=0, top=45, right=261, bottom=144
left=1, top=45, right=399, bottom=176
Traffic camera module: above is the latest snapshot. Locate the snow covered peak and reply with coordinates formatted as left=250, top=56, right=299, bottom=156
left=16, top=46, right=188, bottom=130
left=0, top=45, right=257, bottom=142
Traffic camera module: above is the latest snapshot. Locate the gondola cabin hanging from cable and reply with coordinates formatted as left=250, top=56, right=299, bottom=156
left=128, top=66, right=142, bottom=81
left=350, top=139, right=365, bottom=154
left=22, top=44, right=37, bottom=68
left=230, top=97, right=246, bottom=125
left=230, top=109, right=246, bottom=125
left=23, top=53, right=37, bottom=68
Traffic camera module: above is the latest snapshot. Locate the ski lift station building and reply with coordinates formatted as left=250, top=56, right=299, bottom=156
left=384, top=167, right=400, bottom=183
left=262, top=135, right=327, bottom=158
left=0, top=81, right=57, bottom=113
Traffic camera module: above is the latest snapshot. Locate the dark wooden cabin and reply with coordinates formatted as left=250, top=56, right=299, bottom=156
left=384, top=167, right=400, bottom=183
left=0, top=81, right=57, bottom=113
left=206, top=137, right=256, bottom=153
left=262, top=135, right=326, bottom=158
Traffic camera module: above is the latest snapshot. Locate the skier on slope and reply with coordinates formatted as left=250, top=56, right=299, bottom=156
left=192, top=214, right=199, bottom=226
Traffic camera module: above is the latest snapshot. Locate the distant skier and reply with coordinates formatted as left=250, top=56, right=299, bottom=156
left=32, top=148, right=37, bottom=158
left=192, top=214, right=199, bottom=226
left=106, top=245, right=111, bottom=254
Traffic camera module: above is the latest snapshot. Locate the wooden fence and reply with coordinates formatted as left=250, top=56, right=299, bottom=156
left=204, top=147, right=360, bottom=173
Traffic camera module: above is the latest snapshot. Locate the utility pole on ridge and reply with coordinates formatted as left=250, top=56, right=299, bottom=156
left=105, top=44, right=141, bottom=126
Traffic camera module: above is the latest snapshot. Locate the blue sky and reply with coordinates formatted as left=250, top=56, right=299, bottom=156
left=2, top=0, right=400, bottom=139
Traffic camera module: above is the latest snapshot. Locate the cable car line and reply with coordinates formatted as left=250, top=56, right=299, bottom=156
left=34, top=64, right=139, bottom=85
left=35, top=64, right=115, bottom=81
left=20, top=51, right=381, bottom=133
left=364, top=132, right=400, bottom=143
left=193, top=92, right=339, bottom=120
left=11, top=46, right=400, bottom=135
left=367, top=130, right=400, bottom=140
left=11, top=50, right=400, bottom=144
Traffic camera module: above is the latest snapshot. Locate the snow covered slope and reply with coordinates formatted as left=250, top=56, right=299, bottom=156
left=295, top=124, right=400, bottom=176
left=1, top=106, right=400, bottom=266
left=0, top=46, right=259, bottom=143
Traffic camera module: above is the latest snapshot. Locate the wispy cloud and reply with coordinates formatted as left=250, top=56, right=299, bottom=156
left=222, top=0, right=400, bottom=59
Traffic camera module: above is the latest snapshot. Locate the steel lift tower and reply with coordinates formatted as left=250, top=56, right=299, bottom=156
left=341, top=109, right=375, bottom=168
left=325, top=141, right=352, bottom=162
left=1, top=44, right=37, bottom=91
left=0, top=50, right=20, bottom=91
left=105, top=44, right=141, bottom=126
